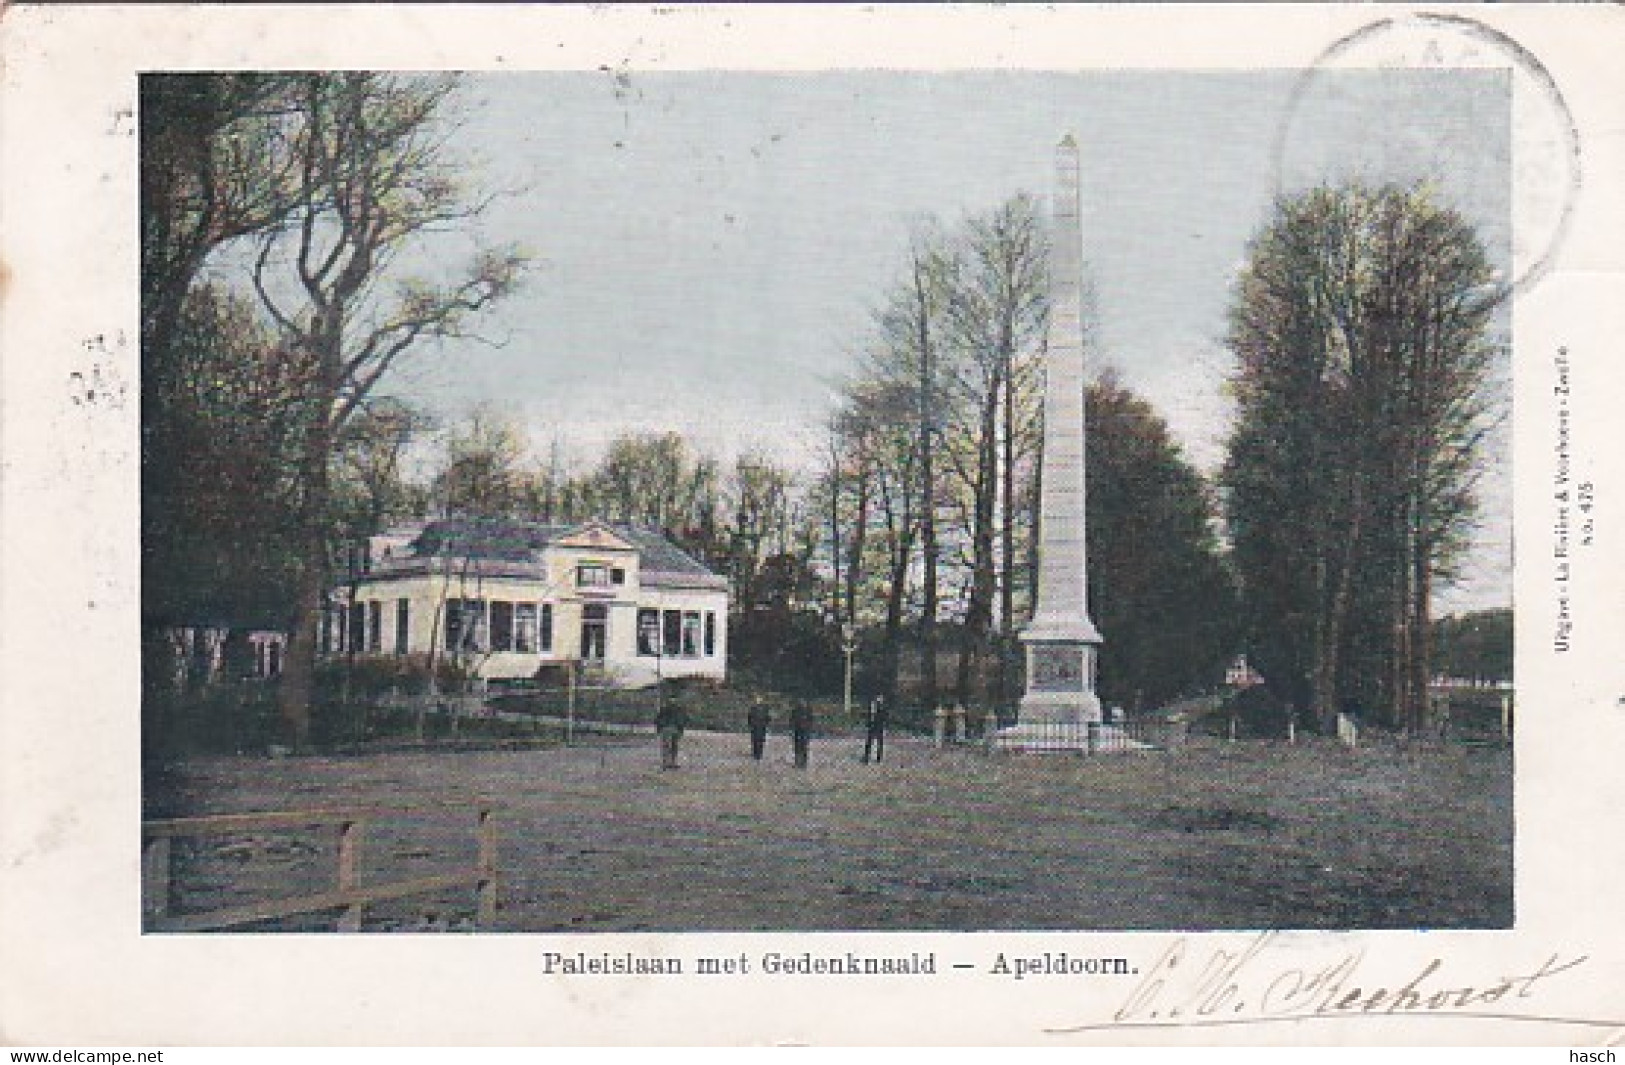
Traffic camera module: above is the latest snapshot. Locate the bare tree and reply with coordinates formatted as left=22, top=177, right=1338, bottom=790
left=869, top=229, right=958, bottom=714
left=248, top=74, right=527, bottom=747
left=940, top=195, right=1049, bottom=705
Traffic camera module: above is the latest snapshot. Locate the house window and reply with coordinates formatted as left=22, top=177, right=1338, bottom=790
left=662, top=609, right=682, bottom=658
left=467, top=601, right=546, bottom=654
left=490, top=600, right=514, bottom=652
left=445, top=598, right=488, bottom=655
left=611, top=567, right=626, bottom=585
left=681, top=611, right=701, bottom=658
left=367, top=601, right=382, bottom=654
left=395, top=599, right=410, bottom=655
left=637, top=608, right=659, bottom=656
left=580, top=602, right=607, bottom=662
left=704, top=611, right=716, bottom=657
left=348, top=602, right=366, bottom=655
left=577, top=564, right=611, bottom=588
left=514, top=603, right=538, bottom=653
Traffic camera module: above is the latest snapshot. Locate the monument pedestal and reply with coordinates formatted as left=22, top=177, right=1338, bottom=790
left=993, top=624, right=1104, bottom=752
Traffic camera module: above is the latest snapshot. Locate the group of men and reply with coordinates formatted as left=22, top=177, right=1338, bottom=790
left=655, top=694, right=891, bottom=770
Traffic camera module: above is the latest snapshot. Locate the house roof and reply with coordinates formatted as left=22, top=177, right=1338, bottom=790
left=413, top=518, right=566, bottom=563
left=368, top=518, right=727, bottom=591
left=614, top=526, right=722, bottom=581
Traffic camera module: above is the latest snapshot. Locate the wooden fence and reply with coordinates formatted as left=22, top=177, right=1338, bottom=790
left=142, top=803, right=497, bottom=933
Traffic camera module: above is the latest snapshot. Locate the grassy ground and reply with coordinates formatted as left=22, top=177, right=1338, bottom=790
left=151, top=726, right=1512, bottom=932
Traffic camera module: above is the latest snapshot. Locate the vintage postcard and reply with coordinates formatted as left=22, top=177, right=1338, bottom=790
left=1, top=2, right=1622, bottom=1048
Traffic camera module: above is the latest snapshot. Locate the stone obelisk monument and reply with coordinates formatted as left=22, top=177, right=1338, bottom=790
left=995, top=135, right=1104, bottom=751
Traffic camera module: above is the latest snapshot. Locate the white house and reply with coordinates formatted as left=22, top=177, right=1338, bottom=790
left=323, top=518, right=729, bottom=687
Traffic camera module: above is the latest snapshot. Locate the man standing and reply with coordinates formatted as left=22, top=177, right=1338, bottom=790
left=747, top=697, right=771, bottom=761
left=861, top=694, right=889, bottom=764
left=656, top=692, right=687, bottom=770
left=789, top=698, right=813, bottom=769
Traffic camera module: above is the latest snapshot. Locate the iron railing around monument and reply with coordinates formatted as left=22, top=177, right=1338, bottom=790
left=980, top=715, right=1190, bottom=752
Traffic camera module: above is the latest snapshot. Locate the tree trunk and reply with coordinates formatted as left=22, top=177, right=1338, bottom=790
left=847, top=471, right=869, bottom=627
left=826, top=456, right=843, bottom=622
left=956, top=380, right=1000, bottom=707
left=1313, top=481, right=1364, bottom=732
left=274, top=327, right=339, bottom=750
left=883, top=544, right=909, bottom=712
left=1408, top=537, right=1434, bottom=732
left=277, top=565, right=323, bottom=750
left=1389, top=558, right=1412, bottom=731
left=918, top=349, right=940, bottom=716
left=998, top=356, right=1018, bottom=706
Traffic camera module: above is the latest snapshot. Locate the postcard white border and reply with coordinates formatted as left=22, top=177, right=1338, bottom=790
left=2, top=3, right=1623, bottom=1047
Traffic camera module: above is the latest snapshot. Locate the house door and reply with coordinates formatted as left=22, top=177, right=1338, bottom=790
left=580, top=603, right=607, bottom=662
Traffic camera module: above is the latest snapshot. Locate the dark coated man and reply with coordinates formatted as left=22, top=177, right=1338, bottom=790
left=789, top=698, right=814, bottom=769
left=747, top=697, right=771, bottom=760
left=656, top=696, right=687, bottom=770
left=861, top=695, right=889, bottom=764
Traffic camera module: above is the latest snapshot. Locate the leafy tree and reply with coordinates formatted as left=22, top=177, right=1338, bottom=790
left=143, top=284, right=311, bottom=635
left=141, top=74, right=306, bottom=734
left=572, top=431, right=719, bottom=549
left=1432, top=609, right=1512, bottom=683
left=430, top=407, right=531, bottom=519
left=725, top=451, right=803, bottom=611
left=1084, top=374, right=1239, bottom=709
left=1223, top=182, right=1501, bottom=730
left=332, top=397, right=434, bottom=536
left=140, top=75, right=302, bottom=377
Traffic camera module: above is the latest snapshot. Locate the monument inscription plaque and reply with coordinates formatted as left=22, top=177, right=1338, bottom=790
left=1028, top=645, right=1086, bottom=693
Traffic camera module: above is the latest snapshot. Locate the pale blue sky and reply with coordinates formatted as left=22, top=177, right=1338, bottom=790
left=384, top=69, right=1512, bottom=610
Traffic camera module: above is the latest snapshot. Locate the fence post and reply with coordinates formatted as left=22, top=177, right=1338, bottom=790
left=142, top=835, right=172, bottom=921
left=336, top=819, right=363, bottom=933
left=476, top=807, right=498, bottom=928
left=1337, top=713, right=1359, bottom=749
left=566, top=664, right=577, bottom=746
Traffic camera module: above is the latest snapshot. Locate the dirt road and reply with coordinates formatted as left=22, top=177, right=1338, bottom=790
left=157, top=727, right=1512, bottom=931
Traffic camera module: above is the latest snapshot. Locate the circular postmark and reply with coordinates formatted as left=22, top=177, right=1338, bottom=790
left=1272, top=12, right=1581, bottom=300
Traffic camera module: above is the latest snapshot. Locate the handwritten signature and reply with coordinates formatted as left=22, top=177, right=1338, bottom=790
left=1050, top=932, right=1605, bottom=1032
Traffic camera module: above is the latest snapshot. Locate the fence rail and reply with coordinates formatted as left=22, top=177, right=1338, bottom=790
left=142, top=803, right=498, bottom=933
